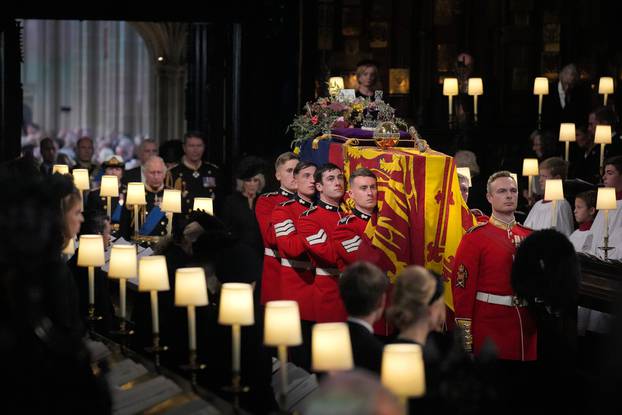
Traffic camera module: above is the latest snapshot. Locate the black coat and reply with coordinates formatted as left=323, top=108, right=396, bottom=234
left=347, top=320, right=384, bottom=374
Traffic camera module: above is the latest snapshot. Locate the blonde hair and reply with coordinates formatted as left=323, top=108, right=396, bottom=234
left=235, top=173, right=266, bottom=194
left=387, top=266, right=437, bottom=331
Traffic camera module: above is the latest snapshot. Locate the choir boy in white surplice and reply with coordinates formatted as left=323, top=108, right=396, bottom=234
left=524, top=157, right=574, bottom=236
left=588, top=156, right=622, bottom=260
left=569, top=190, right=596, bottom=252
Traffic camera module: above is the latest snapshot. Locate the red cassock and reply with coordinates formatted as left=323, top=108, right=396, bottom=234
left=255, top=188, right=294, bottom=305
left=332, top=209, right=393, bottom=336
left=451, top=217, right=537, bottom=361
left=271, top=195, right=316, bottom=321
left=298, top=200, right=347, bottom=323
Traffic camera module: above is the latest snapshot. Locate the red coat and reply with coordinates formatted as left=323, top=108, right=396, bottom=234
left=451, top=217, right=536, bottom=361
left=332, top=209, right=394, bottom=336
left=255, top=188, right=294, bottom=304
left=298, top=200, right=347, bottom=323
left=271, top=195, right=316, bottom=320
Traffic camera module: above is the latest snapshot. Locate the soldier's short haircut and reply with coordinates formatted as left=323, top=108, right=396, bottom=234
left=293, top=160, right=317, bottom=176
left=183, top=131, right=206, bottom=144
left=274, top=152, right=299, bottom=170
left=339, top=261, right=388, bottom=317
left=314, top=162, right=342, bottom=184
left=486, top=170, right=514, bottom=194
left=540, top=157, right=568, bottom=179
left=604, top=155, right=622, bottom=175
left=348, top=167, right=376, bottom=186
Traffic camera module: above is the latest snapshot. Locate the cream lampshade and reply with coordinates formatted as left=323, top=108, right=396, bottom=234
left=52, top=164, right=69, bottom=175
left=161, top=189, right=182, bottom=213
left=522, top=158, right=539, bottom=176
left=599, top=77, right=614, bottom=106
left=77, top=234, right=105, bottom=311
left=175, top=268, right=209, bottom=306
left=559, top=123, right=576, bottom=162
left=77, top=235, right=105, bottom=267
left=544, top=179, right=564, bottom=202
left=456, top=167, right=472, bottom=187
left=264, top=301, right=302, bottom=346
left=108, top=245, right=137, bottom=279
left=139, top=256, right=170, bottom=335
left=312, top=322, right=353, bottom=372
left=467, top=78, right=483, bottom=96
left=73, top=169, right=90, bottom=191
left=138, top=256, right=170, bottom=292
left=381, top=343, right=426, bottom=399
left=595, top=125, right=612, bottom=170
left=175, top=267, right=208, bottom=352
left=597, top=187, right=617, bottom=210
left=193, top=197, right=214, bottom=215
left=100, top=175, right=119, bottom=197
left=442, top=78, right=458, bottom=96
left=533, top=77, right=549, bottom=95
left=108, top=244, right=137, bottom=320
left=218, top=283, right=255, bottom=326
left=126, top=182, right=147, bottom=205
left=599, top=77, right=614, bottom=94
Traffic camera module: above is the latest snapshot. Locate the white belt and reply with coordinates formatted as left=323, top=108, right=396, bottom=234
left=281, top=258, right=312, bottom=270
left=476, top=291, right=528, bottom=307
left=264, top=247, right=279, bottom=258
left=315, top=267, right=340, bottom=276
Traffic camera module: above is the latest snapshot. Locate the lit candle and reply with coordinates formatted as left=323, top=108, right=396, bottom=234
left=100, top=175, right=119, bottom=218
left=108, top=244, right=137, bottom=319
left=52, top=164, right=69, bottom=175
left=193, top=197, right=214, bottom=215
left=381, top=343, right=426, bottom=408
left=77, top=235, right=105, bottom=309
left=544, top=179, right=564, bottom=228
left=73, top=169, right=90, bottom=212
left=175, top=267, right=209, bottom=351
left=522, top=158, right=539, bottom=200
left=219, top=283, right=255, bottom=373
left=443, top=78, right=459, bottom=118
left=139, top=256, right=170, bottom=334
left=161, top=189, right=182, bottom=236
left=559, top=123, right=576, bottom=162
left=598, top=77, right=614, bottom=106
left=595, top=125, right=612, bottom=172
left=596, top=187, right=617, bottom=259
left=533, top=77, right=549, bottom=115
left=467, top=78, right=483, bottom=119
left=312, top=322, right=353, bottom=372
left=127, top=182, right=147, bottom=236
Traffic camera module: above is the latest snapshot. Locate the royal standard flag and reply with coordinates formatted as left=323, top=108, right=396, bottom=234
left=343, top=145, right=475, bottom=310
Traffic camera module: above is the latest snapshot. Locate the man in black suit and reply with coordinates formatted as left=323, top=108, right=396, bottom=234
left=338, top=261, right=389, bottom=374
left=543, top=63, right=590, bottom=130
left=122, top=138, right=158, bottom=184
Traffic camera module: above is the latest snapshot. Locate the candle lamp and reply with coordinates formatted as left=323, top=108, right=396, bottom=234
left=596, top=187, right=617, bottom=260
left=558, top=123, right=576, bottom=162
left=175, top=267, right=209, bottom=384
left=193, top=197, right=214, bottom=215
left=219, top=283, right=255, bottom=408
left=127, top=182, right=147, bottom=237
left=381, top=343, right=426, bottom=412
left=456, top=167, right=472, bottom=187
left=533, top=77, right=549, bottom=129
left=52, top=164, right=69, bottom=175
left=77, top=235, right=105, bottom=325
left=443, top=77, right=458, bottom=128
left=594, top=125, right=612, bottom=172
left=100, top=175, right=119, bottom=218
left=139, top=256, right=170, bottom=367
left=522, top=158, right=539, bottom=200
left=73, top=168, right=90, bottom=212
left=108, top=244, right=137, bottom=340
left=264, top=301, right=302, bottom=410
left=161, top=189, right=182, bottom=236
left=467, top=78, right=483, bottom=124
left=312, top=322, right=353, bottom=373
left=598, top=77, right=614, bottom=106
left=544, top=179, right=564, bottom=228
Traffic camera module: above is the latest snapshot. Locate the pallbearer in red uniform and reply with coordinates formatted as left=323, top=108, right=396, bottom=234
left=271, top=161, right=317, bottom=321
left=332, top=168, right=392, bottom=336
left=452, top=171, right=536, bottom=361
left=299, top=163, right=347, bottom=323
left=255, top=152, right=298, bottom=304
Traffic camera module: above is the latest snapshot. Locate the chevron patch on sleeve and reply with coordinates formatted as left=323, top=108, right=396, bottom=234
left=341, top=235, right=362, bottom=253
left=274, top=219, right=295, bottom=237
left=306, top=229, right=327, bottom=245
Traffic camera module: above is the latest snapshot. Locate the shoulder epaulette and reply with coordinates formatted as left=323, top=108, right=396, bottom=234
left=301, top=206, right=318, bottom=216
left=338, top=215, right=356, bottom=225
left=260, top=191, right=279, bottom=198
left=279, top=199, right=296, bottom=207
left=466, top=221, right=487, bottom=234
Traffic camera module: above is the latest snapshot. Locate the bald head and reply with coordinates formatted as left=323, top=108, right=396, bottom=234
left=144, top=156, right=166, bottom=189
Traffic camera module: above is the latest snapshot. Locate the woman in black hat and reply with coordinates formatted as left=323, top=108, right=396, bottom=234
left=220, top=156, right=266, bottom=257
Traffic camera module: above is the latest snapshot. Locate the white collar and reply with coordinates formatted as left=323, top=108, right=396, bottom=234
left=348, top=317, right=373, bottom=333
